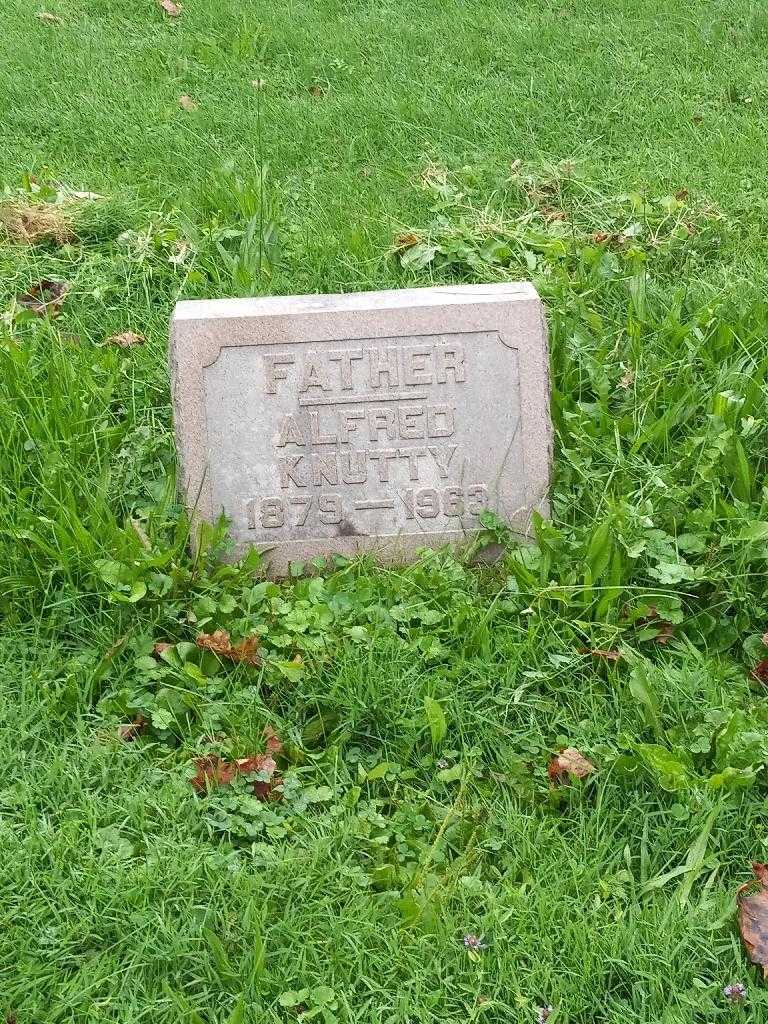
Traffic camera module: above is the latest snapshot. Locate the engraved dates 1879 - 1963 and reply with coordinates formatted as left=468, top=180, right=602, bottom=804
left=170, top=284, right=551, bottom=572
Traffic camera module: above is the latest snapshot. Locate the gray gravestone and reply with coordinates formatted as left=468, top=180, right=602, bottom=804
left=170, top=283, right=551, bottom=572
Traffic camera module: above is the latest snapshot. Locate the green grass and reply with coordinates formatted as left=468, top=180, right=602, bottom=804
left=3, top=0, right=768, bottom=1021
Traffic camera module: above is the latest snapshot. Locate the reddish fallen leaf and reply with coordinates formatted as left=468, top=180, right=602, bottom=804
left=37, top=11, right=61, bottom=24
left=179, top=94, right=198, bottom=111
left=118, top=716, right=146, bottom=742
left=153, top=641, right=173, bottom=657
left=592, top=230, right=612, bottom=244
left=158, top=0, right=182, bottom=14
left=107, top=330, right=145, bottom=348
left=548, top=747, right=596, bottom=785
left=196, top=629, right=261, bottom=666
left=190, top=753, right=280, bottom=800
left=587, top=648, right=621, bottom=662
left=738, top=863, right=768, bottom=977
left=263, top=725, right=284, bottom=756
left=751, top=660, right=768, bottom=684
left=17, top=278, right=69, bottom=316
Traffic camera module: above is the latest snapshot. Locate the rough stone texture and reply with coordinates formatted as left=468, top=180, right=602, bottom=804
left=170, top=283, right=551, bottom=572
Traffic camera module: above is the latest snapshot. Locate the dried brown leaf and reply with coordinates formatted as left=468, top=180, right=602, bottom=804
left=118, top=716, right=146, bottom=742
left=153, top=641, right=173, bottom=657
left=541, top=207, right=567, bottom=223
left=548, top=747, right=596, bottom=785
left=190, top=753, right=279, bottom=800
left=618, top=367, right=635, bottom=389
left=588, top=648, right=621, bottom=662
left=158, top=0, right=182, bottom=14
left=394, top=231, right=420, bottom=250
left=263, top=725, right=284, bottom=756
left=655, top=621, right=675, bottom=645
left=738, top=863, right=768, bottom=977
left=196, top=629, right=261, bottom=666
left=179, top=94, right=198, bottom=111
left=308, top=83, right=326, bottom=97
left=761, top=631, right=768, bottom=648
left=674, top=187, right=689, bottom=201
left=17, top=278, right=69, bottom=316
left=750, top=660, right=768, bottom=684
left=107, top=331, right=146, bottom=348
left=37, top=11, right=61, bottom=24
left=0, top=200, right=74, bottom=245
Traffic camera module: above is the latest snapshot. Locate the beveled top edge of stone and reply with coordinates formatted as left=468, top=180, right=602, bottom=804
left=172, top=282, right=538, bottom=322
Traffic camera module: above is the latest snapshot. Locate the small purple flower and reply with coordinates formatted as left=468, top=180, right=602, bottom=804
left=537, top=1006, right=554, bottom=1024
left=462, top=933, right=486, bottom=951
left=724, top=982, right=747, bottom=1003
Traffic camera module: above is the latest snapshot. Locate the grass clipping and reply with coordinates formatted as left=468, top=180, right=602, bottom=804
left=0, top=199, right=75, bottom=245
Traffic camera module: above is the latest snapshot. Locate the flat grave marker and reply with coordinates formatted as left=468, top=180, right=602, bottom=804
left=170, top=283, right=551, bottom=572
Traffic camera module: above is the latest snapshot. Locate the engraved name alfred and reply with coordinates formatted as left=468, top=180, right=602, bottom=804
left=170, top=284, right=550, bottom=569
left=249, top=340, right=487, bottom=534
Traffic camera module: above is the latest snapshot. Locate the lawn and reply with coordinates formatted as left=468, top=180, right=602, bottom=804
left=3, top=0, right=768, bottom=1021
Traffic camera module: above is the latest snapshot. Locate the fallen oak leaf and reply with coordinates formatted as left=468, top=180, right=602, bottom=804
left=196, top=629, right=261, bottom=666
left=548, top=747, right=596, bottom=785
left=17, top=278, right=69, bottom=316
left=179, top=94, right=198, bottom=111
left=738, top=863, right=768, bottom=977
left=107, top=331, right=145, bottom=348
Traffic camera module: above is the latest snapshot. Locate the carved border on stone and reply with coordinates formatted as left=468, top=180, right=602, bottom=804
left=170, top=283, right=551, bottom=569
